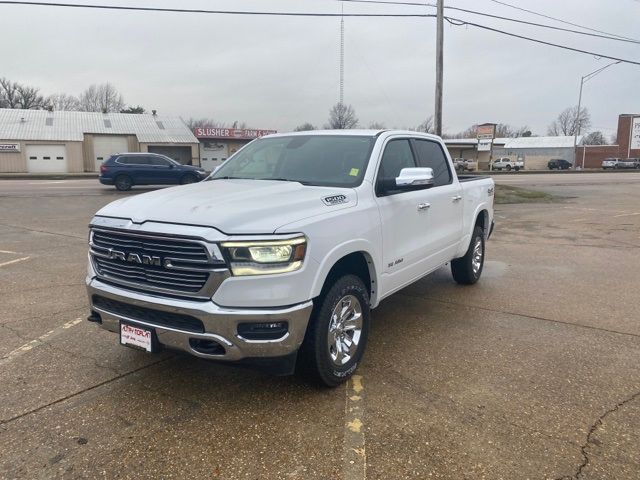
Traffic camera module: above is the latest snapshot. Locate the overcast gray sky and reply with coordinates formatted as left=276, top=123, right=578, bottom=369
left=1, top=0, right=639, bottom=136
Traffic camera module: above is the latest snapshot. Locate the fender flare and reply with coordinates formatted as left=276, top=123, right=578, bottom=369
left=309, top=239, right=381, bottom=308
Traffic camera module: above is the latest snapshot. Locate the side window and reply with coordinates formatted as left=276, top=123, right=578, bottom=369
left=377, top=139, right=416, bottom=195
left=412, top=139, right=452, bottom=187
left=150, top=156, right=170, bottom=166
left=116, top=156, right=131, bottom=165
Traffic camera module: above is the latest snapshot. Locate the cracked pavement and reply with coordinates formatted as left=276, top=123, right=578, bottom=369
left=0, top=173, right=639, bottom=479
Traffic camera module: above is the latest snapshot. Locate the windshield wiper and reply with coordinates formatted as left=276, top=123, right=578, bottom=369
left=209, top=176, right=248, bottom=181
left=257, top=178, right=316, bottom=186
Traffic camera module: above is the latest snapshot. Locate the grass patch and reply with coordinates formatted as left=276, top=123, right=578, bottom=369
left=495, top=184, right=561, bottom=204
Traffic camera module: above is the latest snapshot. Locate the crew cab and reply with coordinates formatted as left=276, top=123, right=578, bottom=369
left=492, top=157, right=523, bottom=171
left=86, top=130, right=494, bottom=386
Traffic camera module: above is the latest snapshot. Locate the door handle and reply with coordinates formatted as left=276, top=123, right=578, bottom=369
left=452, top=195, right=462, bottom=202
left=417, top=203, right=431, bottom=211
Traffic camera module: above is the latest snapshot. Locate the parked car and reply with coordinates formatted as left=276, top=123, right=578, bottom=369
left=86, top=130, right=495, bottom=386
left=615, top=158, right=640, bottom=169
left=602, top=158, right=621, bottom=169
left=453, top=158, right=478, bottom=172
left=99, top=153, right=208, bottom=191
left=547, top=159, right=572, bottom=170
left=492, top=157, right=524, bottom=171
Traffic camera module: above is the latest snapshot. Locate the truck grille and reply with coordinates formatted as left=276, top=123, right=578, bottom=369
left=90, top=229, right=226, bottom=297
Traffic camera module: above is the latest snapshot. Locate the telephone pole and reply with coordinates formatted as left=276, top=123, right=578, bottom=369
left=339, top=3, right=345, bottom=105
left=434, top=0, right=444, bottom=136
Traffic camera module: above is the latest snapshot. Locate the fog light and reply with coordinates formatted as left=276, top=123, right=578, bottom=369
left=237, top=321, right=289, bottom=341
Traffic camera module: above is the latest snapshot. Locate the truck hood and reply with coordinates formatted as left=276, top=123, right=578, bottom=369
left=95, top=179, right=358, bottom=234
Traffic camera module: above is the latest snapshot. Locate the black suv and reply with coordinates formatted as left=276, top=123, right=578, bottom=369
left=99, top=153, right=208, bottom=191
left=547, top=159, right=572, bottom=170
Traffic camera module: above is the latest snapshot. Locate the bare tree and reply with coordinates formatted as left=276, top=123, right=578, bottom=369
left=185, top=118, right=227, bottom=129
left=15, top=85, right=47, bottom=109
left=47, top=93, right=80, bottom=111
left=547, top=106, right=591, bottom=136
left=416, top=116, right=434, bottom=134
left=326, top=103, right=358, bottom=129
left=294, top=122, right=316, bottom=131
left=120, top=105, right=146, bottom=114
left=0, top=78, right=21, bottom=108
left=583, top=131, right=608, bottom=145
left=79, top=83, right=125, bottom=113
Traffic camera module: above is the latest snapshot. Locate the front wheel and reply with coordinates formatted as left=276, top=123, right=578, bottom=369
left=451, top=226, right=485, bottom=285
left=298, top=274, right=370, bottom=387
left=506, top=165, right=512, bottom=171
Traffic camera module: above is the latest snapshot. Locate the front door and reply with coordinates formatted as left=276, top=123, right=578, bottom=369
left=374, top=138, right=435, bottom=296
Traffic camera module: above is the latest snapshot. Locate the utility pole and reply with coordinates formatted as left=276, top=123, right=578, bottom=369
left=339, top=3, right=345, bottom=105
left=434, top=0, right=444, bottom=136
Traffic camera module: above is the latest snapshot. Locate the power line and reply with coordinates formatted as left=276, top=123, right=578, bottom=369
left=2, top=1, right=640, bottom=65
left=337, top=0, right=640, bottom=44
left=484, top=0, right=640, bottom=43
left=445, top=17, right=640, bottom=66
left=0, top=1, right=433, bottom=16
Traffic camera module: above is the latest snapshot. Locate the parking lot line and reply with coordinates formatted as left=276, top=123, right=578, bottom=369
left=0, top=256, right=30, bottom=268
left=0, top=249, right=18, bottom=254
left=0, top=317, right=82, bottom=366
left=344, top=374, right=366, bottom=480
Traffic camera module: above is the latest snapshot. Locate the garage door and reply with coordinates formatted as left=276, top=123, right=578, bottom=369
left=93, top=136, right=128, bottom=171
left=26, top=145, right=67, bottom=173
left=147, top=146, right=192, bottom=165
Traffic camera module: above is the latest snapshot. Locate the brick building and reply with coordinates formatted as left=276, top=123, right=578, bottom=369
left=576, top=114, right=640, bottom=168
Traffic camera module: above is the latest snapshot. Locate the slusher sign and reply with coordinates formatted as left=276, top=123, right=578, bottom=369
left=0, top=143, right=20, bottom=152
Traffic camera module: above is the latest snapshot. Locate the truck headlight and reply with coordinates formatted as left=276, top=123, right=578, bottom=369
left=221, top=236, right=306, bottom=276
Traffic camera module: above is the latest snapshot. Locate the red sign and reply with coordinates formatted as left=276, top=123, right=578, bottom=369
left=194, top=127, right=277, bottom=140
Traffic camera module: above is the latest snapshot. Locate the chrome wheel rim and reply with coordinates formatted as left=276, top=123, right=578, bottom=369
left=472, top=237, right=483, bottom=275
left=328, top=295, right=363, bottom=367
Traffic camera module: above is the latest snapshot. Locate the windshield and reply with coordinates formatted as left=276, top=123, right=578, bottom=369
left=210, top=135, right=376, bottom=187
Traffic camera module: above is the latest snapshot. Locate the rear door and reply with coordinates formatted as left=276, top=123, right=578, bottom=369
left=411, top=138, right=464, bottom=268
left=124, top=155, right=156, bottom=184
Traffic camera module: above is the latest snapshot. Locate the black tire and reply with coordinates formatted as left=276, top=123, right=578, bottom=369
left=298, top=274, right=370, bottom=387
left=451, top=226, right=485, bottom=285
left=506, top=164, right=512, bottom=171
left=180, top=173, right=198, bottom=185
left=514, top=166, right=520, bottom=172
left=114, top=174, right=132, bottom=191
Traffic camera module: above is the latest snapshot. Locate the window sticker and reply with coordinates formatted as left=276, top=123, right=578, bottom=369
left=349, top=168, right=359, bottom=176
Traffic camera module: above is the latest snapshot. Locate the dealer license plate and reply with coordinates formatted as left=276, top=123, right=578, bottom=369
left=120, top=323, right=153, bottom=352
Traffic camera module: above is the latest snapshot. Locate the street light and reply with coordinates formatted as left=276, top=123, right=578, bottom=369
left=573, top=60, right=621, bottom=168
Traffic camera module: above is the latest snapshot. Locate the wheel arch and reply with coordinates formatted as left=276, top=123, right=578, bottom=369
left=311, top=246, right=379, bottom=309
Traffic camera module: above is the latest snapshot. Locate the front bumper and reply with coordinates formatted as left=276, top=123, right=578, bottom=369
left=87, top=277, right=313, bottom=361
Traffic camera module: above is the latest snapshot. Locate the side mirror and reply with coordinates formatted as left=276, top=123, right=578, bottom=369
left=395, top=167, right=434, bottom=189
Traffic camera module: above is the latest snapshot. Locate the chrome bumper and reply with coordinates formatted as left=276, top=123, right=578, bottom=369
left=87, top=278, right=313, bottom=361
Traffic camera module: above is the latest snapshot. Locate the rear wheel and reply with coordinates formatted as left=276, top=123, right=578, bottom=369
left=114, top=174, right=132, bottom=191
left=451, top=226, right=485, bottom=285
left=298, top=274, right=370, bottom=387
left=514, top=166, right=520, bottom=172
left=180, top=173, right=198, bottom=185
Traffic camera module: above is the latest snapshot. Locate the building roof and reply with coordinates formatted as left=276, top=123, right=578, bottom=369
left=444, top=137, right=509, bottom=146
left=502, top=135, right=581, bottom=149
left=444, top=135, right=581, bottom=149
left=0, top=108, right=198, bottom=143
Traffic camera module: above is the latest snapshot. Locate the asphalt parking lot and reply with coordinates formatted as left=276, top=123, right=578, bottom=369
left=1, top=172, right=639, bottom=479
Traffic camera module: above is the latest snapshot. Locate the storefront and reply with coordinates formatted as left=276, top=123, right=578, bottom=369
left=194, top=127, right=277, bottom=171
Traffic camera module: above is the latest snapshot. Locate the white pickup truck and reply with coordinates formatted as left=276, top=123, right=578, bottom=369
left=86, top=130, right=494, bottom=386
left=492, top=157, right=523, bottom=172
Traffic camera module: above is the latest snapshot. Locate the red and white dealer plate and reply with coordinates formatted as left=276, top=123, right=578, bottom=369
left=120, top=323, right=153, bottom=352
